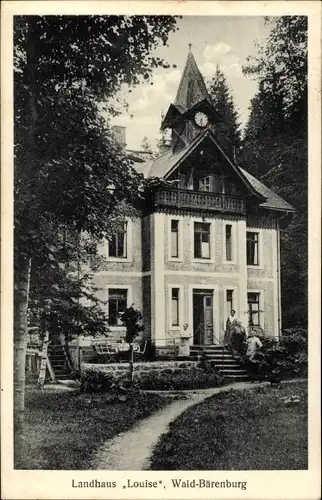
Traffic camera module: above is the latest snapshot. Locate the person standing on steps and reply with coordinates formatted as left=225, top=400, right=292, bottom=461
left=178, top=323, right=192, bottom=358
left=230, top=320, right=247, bottom=354
left=246, top=330, right=263, bottom=379
left=224, top=309, right=238, bottom=346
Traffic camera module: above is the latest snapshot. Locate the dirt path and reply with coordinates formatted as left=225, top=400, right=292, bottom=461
left=90, top=381, right=266, bottom=470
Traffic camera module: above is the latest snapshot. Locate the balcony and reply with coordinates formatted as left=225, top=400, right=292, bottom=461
left=153, top=188, right=246, bottom=214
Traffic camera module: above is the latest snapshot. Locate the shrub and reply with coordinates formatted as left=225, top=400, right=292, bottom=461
left=136, top=366, right=225, bottom=391
left=238, top=327, right=307, bottom=381
left=80, top=362, right=225, bottom=393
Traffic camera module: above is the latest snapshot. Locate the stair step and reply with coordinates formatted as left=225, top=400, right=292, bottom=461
left=217, top=368, right=247, bottom=374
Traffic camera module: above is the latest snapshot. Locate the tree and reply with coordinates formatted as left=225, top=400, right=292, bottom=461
left=14, top=14, right=178, bottom=458
left=242, top=16, right=308, bottom=328
left=141, top=136, right=153, bottom=152
left=207, top=65, right=241, bottom=158
left=119, top=306, right=144, bottom=383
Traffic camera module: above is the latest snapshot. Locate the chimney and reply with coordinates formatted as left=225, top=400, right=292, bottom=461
left=112, top=125, right=126, bottom=150
left=158, top=140, right=171, bottom=155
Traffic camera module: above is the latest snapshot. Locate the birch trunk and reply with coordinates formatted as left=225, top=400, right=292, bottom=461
left=129, top=343, right=134, bottom=384
left=14, top=257, right=31, bottom=462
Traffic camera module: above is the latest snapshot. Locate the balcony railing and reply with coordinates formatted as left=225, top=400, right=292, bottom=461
left=154, top=188, right=246, bottom=214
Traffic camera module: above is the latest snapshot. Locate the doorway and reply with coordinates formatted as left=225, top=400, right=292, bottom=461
left=193, top=289, right=214, bottom=345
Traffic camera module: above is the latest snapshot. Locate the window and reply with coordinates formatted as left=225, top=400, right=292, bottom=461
left=247, top=232, right=259, bottom=265
left=199, top=175, right=225, bottom=193
left=194, top=222, right=211, bottom=259
left=226, top=290, right=234, bottom=314
left=199, top=176, right=212, bottom=192
left=108, top=289, right=127, bottom=326
left=247, top=292, right=260, bottom=326
left=171, top=220, right=179, bottom=258
left=108, top=222, right=127, bottom=258
left=225, top=224, right=233, bottom=261
left=171, top=288, right=180, bottom=326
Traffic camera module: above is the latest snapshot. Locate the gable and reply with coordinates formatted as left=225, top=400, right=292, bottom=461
left=132, top=130, right=295, bottom=213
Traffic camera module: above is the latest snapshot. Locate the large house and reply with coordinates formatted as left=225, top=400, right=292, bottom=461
left=91, top=50, right=295, bottom=349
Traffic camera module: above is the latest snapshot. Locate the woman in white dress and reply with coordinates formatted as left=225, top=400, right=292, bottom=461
left=178, top=323, right=192, bottom=357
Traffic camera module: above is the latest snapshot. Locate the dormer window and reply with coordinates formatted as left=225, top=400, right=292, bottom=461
left=199, top=175, right=225, bottom=193
left=199, top=176, right=212, bottom=192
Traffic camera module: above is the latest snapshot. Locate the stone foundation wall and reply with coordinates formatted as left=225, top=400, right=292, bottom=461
left=82, top=360, right=198, bottom=382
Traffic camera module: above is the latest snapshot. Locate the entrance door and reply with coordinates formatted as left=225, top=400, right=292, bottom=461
left=193, top=290, right=214, bottom=345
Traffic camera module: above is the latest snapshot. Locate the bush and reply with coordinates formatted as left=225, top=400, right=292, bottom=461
left=80, top=361, right=225, bottom=393
left=238, top=327, right=307, bottom=381
left=136, top=365, right=225, bottom=391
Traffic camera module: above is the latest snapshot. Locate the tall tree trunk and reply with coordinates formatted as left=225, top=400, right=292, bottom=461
left=129, top=343, right=134, bottom=384
left=14, top=256, right=31, bottom=466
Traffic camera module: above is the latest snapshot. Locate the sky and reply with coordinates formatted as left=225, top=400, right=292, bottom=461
left=108, top=16, right=271, bottom=151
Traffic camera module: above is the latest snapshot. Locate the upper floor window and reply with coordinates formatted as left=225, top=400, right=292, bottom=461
left=194, top=222, right=211, bottom=259
left=247, top=292, right=260, bottom=326
left=108, top=222, right=127, bottom=258
left=247, top=231, right=259, bottom=265
left=171, top=220, right=179, bottom=258
left=225, top=224, right=233, bottom=261
left=226, top=289, right=234, bottom=314
left=199, top=175, right=225, bottom=193
left=199, top=176, right=212, bottom=192
left=108, top=288, right=127, bottom=326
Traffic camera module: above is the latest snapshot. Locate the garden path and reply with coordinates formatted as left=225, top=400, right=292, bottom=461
left=90, top=381, right=266, bottom=470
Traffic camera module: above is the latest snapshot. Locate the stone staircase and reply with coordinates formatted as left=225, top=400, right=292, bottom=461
left=48, top=344, right=72, bottom=381
left=190, top=345, right=249, bottom=381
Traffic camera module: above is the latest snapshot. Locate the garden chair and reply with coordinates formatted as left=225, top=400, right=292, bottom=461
left=93, top=341, right=117, bottom=363
left=134, top=340, right=147, bottom=362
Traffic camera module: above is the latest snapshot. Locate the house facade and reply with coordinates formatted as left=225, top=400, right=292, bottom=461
left=91, top=50, right=295, bottom=348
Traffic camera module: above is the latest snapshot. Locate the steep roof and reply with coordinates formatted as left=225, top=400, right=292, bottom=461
left=132, top=130, right=295, bottom=213
left=174, top=51, right=212, bottom=112
left=239, top=168, right=296, bottom=212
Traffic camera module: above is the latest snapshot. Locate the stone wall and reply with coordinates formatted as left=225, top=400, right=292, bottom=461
left=82, top=360, right=198, bottom=382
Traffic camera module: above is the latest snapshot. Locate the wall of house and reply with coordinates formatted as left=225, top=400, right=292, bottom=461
left=91, top=273, right=143, bottom=342
left=86, top=210, right=280, bottom=346
left=141, top=215, right=151, bottom=272
left=94, top=217, right=142, bottom=273
left=150, top=211, right=280, bottom=343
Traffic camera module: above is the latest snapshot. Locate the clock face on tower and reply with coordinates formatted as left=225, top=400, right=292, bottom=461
left=194, top=111, right=208, bottom=128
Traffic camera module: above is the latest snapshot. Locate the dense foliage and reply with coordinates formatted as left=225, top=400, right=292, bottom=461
left=14, top=14, right=178, bottom=435
left=236, top=328, right=308, bottom=381
left=241, top=16, right=308, bottom=327
left=207, top=65, right=241, bottom=157
left=80, top=358, right=225, bottom=392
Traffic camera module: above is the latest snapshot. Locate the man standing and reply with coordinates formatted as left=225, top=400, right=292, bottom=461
left=246, top=330, right=263, bottom=379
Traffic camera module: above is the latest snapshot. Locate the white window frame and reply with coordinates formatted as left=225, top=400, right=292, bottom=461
left=223, top=286, right=239, bottom=323
left=168, top=216, right=183, bottom=262
left=223, top=221, right=237, bottom=265
left=168, top=284, right=184, bottom=331
left=106, top=285, right=133, bottom=330
left=199, top=175, right=212, bottom=192
left=106, top=218, right=132, bottom=263
left=246, top=229, right=263, bottom=269
left=247, top=289, right=264, bottom=328
left=191, top=218, right=216, bottom=264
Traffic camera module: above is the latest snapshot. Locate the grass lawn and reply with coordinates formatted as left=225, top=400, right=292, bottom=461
left=149, top=381, right=307, bottom=470
left=16, top=387, right=174, bottom=470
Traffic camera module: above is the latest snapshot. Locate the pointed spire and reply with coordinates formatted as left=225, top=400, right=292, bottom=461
left=174, top=49, right=212, bottom=111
